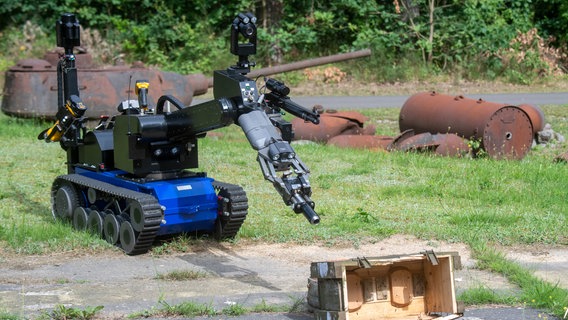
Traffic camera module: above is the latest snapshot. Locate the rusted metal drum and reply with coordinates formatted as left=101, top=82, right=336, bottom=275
left=517, top=103, right=545, bottom=134
left=1, top=53, right=209, bottom=119
left=399, top=92, right=534, bottom=160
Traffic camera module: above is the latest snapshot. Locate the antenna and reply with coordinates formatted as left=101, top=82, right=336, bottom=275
left=127, top=74, right=132, bottom=135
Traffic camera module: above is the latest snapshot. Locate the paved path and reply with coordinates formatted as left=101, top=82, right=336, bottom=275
left=290, top=92, right=568, bottom=109
left=193, top=92, right=568, bottom=109
left=186, top=307, right=560, bottom=320
left=0, top=238, right=564, bottom=320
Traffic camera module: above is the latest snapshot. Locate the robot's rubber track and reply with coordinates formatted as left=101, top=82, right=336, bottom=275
left=212, top=181, right=248, bottom=240
left=53, top=174, right=163, bottom=255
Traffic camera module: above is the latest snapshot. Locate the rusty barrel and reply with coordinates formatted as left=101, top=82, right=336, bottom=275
left=399, top=91, right=538, bottom=160
left=1, top=54, right=209, bottom=120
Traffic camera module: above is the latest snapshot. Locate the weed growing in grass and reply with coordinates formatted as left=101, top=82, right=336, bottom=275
left=448, top=207, right=522, bottom=240
left=150, top=234, right=211, bottom=255
left=287, top=294, right=308, bottom=312
left=221, top=302, right=247, bottom=316
left=351, top=207, right=378, bottom=223
left=38, top=304, right=103, bottom=320
left=466, top=137, right=488, bottom=158
left=251, top=299, right=286, bottom=313
left=458, top=286, right=518, bottom=305
left=137, top=295, right=307, bottom=318
left=470, top=243, right=568, bottom=318
left=155, top=269, right=209, bottom=281
left=0, top=309, right=19, bottom=320
left=154, top=299, right=216, bottom=317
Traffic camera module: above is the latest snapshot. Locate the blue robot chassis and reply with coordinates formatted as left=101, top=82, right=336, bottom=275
left=41, top=13, right=320, bottom=254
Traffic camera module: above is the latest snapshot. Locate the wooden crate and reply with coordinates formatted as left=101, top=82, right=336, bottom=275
left=309, top=251, right=463, bottom=320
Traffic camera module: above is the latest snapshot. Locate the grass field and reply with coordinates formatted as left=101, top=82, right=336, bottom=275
left=0, top=104, right=567, bottom=317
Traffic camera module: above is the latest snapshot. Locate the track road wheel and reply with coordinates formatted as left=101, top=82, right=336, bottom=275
left=129, top=201, right=145, bottom=232
left=212, top=181, right=248, bottom=241
left=120, top=221, right=138, bottom=254
left=214, top=218, right=224, bottom=241
left=87, top=210, right=104, bottom=236
left=87, top=187, right=97, bottom=204
left=53, top=184, right=80, bottom=221
left=72, top=207, right=90, bottom=231
left=52, top=174, right=162, bottom=255
left=103, top=214, right=121, bottom=244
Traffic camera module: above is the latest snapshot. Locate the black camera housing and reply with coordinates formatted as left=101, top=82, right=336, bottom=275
left=230, top=12, right=257, bottom=73
left=56, top=13, right=81, bottom=55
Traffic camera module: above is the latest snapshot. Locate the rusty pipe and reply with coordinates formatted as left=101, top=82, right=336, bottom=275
left=207, top=49, right=372, bottom=87
left=399, top=91, right=536, bottom=160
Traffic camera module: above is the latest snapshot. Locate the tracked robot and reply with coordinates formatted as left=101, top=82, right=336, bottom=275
left=39, top=13, right=320, bottom=254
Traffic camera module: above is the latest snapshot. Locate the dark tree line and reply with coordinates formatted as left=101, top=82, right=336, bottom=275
left=2, top=0, right=567, bottom=83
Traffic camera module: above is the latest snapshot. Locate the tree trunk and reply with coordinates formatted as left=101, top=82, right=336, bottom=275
left=256, top=0, right=285, bottom=65
left=427, top=0, right=435, bottom=63
left=256, top=0, right=284, bottom=29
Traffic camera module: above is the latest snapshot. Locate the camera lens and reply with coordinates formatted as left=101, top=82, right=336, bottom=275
left=244, top=25, right=254, bottom=36
left=239, top=22, right=255, bottom=38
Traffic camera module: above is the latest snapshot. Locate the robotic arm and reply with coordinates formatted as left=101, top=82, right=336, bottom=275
left=215, top=13, right=321, bottom=224
left=38, top=13, right=86, bottom=145
left=239, top=109, right=320, bottom=224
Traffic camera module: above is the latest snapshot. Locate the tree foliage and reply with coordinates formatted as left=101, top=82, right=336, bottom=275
left=1, top=0, right=567, bottom=83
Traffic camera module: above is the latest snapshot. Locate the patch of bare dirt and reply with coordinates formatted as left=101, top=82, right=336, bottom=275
left=230, top=235, right=473, bottom=265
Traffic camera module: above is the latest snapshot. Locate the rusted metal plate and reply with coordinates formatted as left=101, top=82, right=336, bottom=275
left=391, top=132, right=438, bottom=152
left=433, top=134, right=470, bottom=157
left=327, top=135, right=393, bottom=150
left=292, top=116, right=360, bottom=142
left=10, top=58, right=54, bottom=70
left=390, top=131, right=469, bottom=157
left=292, top=111, right=375, bottom=142
left=388, top=129, right=415, bottom=151
left=321, top=110, right=369, bottom=127
left=482, top=106, right=533, bottom=160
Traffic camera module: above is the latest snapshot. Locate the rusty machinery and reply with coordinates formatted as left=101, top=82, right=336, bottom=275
left=1, top=45, right=370, bottom=120
left=399, top=91, right=545, bottom=160
left=290, top=92, right=546, bottom=160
